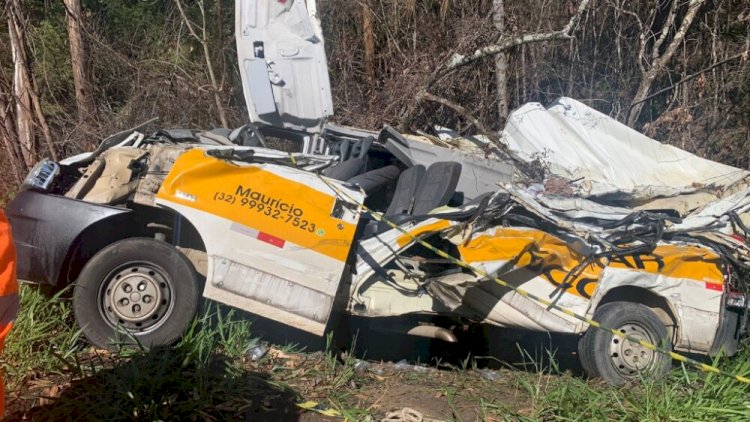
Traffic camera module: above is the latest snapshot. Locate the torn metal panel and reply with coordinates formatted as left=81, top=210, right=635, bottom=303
left=674, top=189, right=750, bottom=233
left=634, top=191, right=720, bottom=216
left=500, top=185, right=611, bottom=237
left=134, top=144, right=194, bottom=206
left=353, top=270, right=441, bottom=317
left=532, top=195, right=633, bottom=222
left=65, top=157, right=105, bottom=199
left=500, top=97, right=749, bottom=202
left=68, top=148, right=146, bottom=204
left=427, top=275, right=580, bottom=332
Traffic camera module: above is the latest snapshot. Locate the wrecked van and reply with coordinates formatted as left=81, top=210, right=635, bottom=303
left=6, top=0, right=750, bottom=386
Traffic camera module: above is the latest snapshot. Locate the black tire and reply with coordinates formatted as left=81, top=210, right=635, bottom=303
left=73, top=238, right=201, bottom=350
left=578, top=301, right=672, bottom=385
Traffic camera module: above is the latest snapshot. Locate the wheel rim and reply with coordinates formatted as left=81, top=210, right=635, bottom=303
left=609, top=321, right=659, bottom=378
left=99, top=262, right=175, bottom=334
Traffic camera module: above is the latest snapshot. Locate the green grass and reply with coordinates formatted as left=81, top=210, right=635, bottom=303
left=1, top=286, right=81, bottom=389
left=5, top=285, right=750, bottom=421
left=496, top=349, right=750, bottom=421
left=4, top=289, right=302, bottom=420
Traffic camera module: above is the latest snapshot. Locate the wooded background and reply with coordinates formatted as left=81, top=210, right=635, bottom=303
left=1, top=0, right=749, bottom=198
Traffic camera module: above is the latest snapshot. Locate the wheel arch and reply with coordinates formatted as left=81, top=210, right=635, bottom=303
left=57, top=204, right=207, bottom=290
left=592, top=285, right=679, bottom=342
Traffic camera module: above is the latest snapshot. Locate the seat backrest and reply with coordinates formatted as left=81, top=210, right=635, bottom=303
left=385, top=165, right=425, bottom=217
left=411, top=162, right=462, bottom=215
left=367, top=162, right=461, bottom=236
left=346, top=165, right=401, bottom=194
left=322, top=158, right=365, bottom=181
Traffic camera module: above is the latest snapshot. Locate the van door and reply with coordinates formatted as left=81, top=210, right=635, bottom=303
left=156, top=150, right=363, bottom=335
left=236, top=0, right=334, bottom=132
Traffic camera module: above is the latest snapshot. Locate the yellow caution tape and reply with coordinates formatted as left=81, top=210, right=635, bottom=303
left=318, top=176, right=750, bottom=385
left=296, top=400, right=343, bottom=417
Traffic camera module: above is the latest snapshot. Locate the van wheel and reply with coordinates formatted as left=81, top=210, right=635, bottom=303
left=73, top=238, right=201, bottom=350
left=578, top=302, right=672, bottom=385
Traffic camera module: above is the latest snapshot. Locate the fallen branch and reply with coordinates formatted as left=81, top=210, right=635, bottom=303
left=419, top=91, right=539, bottom=177
left=419, top=92, right=496, bottom=142
left=399, top=0, right=591, bottom=129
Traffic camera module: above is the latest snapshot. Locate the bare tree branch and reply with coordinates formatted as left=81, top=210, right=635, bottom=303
left=399, top=0, right=591, bottom=130
left=173, top=0, right=229, bottom=128
left=420, top=91, right=496, bottom=142
left=650, top=0, right=678, bottom=62
left=445, top=0, right=590, bottom=72
left=419, top=91, right=537, bottom=173
left=629, top=49, right=748, bottom=110
left=627, top=0, right=707, bottom=127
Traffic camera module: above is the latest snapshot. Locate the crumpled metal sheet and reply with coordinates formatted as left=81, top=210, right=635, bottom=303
left=134, top=144, right=194, bottom=206
left=429, top=221, right=726, bottom=348
left=499, top=183, right=750, bottom=267
left=500, top=97, right=749, bottom=203
left=73, top=148, right=146, bottom=204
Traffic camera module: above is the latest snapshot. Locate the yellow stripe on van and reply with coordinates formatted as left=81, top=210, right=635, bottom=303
left=157, top=149, right=357, bottom=262
left=457, top=227, right=723, bottom=299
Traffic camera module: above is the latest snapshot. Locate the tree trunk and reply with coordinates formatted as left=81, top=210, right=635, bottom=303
left=64, top=0, right=96, bottom=122
left=7, top=0, right=35, bottom=167
left=0, top=87, right=26, bottom=182
left=7, top=0, right=58, bottom=162
left=363, top=1, right=376, bottom=97
left=174, top=0, right=229, bottom=128
left=493, top=0, right=509, bottom=122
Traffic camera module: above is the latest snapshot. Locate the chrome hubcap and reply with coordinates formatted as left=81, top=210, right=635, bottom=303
left=101, top=264, right=172, bottom=332
left=609, top=322, right=657, bottom=377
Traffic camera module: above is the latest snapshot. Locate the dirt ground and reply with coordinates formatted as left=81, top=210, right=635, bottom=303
left=5, top=322, right=579, bottom=421
left=6, top=349, right=534, bottom=422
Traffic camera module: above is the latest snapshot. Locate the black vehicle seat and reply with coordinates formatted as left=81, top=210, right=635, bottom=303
left=411, top=162, right=462, bottom=215
left=322, top=157, right=365, bottom=181
left=361, top=162, right=462, bottom=237
left=333, top=139, right=353, bottom=161
left=347, top=165, right=401, bottom=194
left=370, top=165, right=425, bottom=234
left=385, top=165, right=425, bottom=216
left=350, top=137, right=373, bottom=159
left=323, top=137, right=374, bottom=181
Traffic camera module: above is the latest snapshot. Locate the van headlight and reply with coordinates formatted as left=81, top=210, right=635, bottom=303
left=22, top=159, right=60, bottom=191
